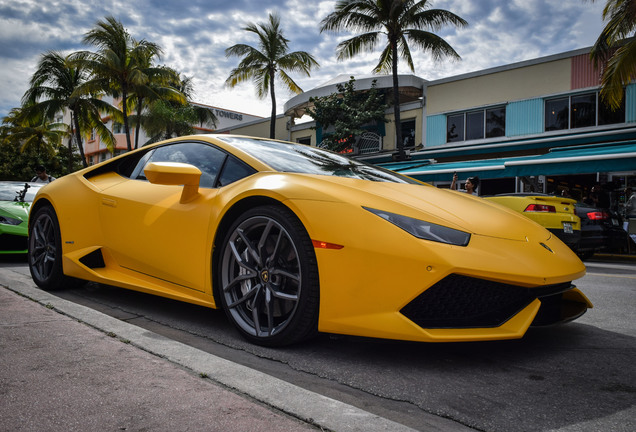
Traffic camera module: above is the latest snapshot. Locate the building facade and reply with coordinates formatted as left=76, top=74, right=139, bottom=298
left=217, top=46, right=636, bottom=210
left=389, top=47, right=636, bottom=206
left=72, top=45, right=635, bottom=209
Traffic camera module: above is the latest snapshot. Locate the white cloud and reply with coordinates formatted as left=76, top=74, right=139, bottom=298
left=0, top=0, right=608, bottom=119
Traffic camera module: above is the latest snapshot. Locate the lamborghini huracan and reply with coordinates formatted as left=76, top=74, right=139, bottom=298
left=28, top=135, right=592, bottom=346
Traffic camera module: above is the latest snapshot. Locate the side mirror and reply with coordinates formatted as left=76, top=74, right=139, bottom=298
left=144, top=162, right=201, bottom=203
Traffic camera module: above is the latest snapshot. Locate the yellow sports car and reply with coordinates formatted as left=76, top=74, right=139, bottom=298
left=484, top=193, right=581, bottom=251
left=28, top=135, right=591, bottom=346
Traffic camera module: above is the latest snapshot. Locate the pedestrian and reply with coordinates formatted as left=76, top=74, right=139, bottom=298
left=625, top=187, right=636, bottom=219
left=31, top=165, right=55, bottom=183
left=584, top=183, right=610, bottom=208
left=451, top=173, right=479, bottom=196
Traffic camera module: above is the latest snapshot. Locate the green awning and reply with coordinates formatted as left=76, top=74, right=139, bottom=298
left=381, top=142, right=636, bottom=181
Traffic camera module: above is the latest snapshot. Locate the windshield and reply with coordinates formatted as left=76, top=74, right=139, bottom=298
left=218, top=136, right=419, bottom=184
left=0, top=183, right=41, bottom=202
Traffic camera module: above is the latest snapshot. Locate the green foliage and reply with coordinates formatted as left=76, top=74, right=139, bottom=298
left=0, top=134, right=82, bottom=181
left=305, top=77, right=387, bottom=153
left=590, top=0, right=636, bottom=110
left=23, top=50, right=116, bottom=167
left=1, top=15, right=190, bottom=177
left=226, top=13, right=319, bottom=138
left=142, top=100, right=198, bottom=144
left=77, top=15, right=166, bottom=151
left=320, top=0, right=467, bottom=159
left=140, top=71, right=216, bottom=144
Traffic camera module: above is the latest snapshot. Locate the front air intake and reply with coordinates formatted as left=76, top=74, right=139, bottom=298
left=400, top=274, right=572, bottom=328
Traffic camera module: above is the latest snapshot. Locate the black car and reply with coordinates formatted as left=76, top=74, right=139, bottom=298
left=575, top=203, right=633, bottom=259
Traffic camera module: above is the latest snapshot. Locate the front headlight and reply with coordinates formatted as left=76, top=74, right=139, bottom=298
left=364, top=207, right=471, bottom=246
left=0, top=215, right=23, bottom=226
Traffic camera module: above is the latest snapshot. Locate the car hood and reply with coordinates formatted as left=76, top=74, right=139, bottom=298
left=282, top=175, right=550, bottom=243
left=0, top=200, right=30, bottom=222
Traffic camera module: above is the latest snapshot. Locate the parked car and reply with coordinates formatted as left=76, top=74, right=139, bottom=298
left=484, top=193, right=581, bottom=250
left=28, top=135, right=591, bottom=346
left=575, top=203, right=632, bottom=259
left=0, top=182, right=43, bottom=254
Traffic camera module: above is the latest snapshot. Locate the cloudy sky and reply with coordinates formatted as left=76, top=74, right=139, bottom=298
left=0, top=0, right=606, bottom=120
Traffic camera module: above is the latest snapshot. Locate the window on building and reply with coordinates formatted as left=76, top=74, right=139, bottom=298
left=90, top=129, right=96, bottom=141
left=296, top=137, right=311, bottom=145
left=485, top=107, right=506, bottom=138
left=113, top=122, right=123, bottom=134
left=466, top=111, right=484, bottom=140
left=545, top=91, right=625, bottom=131
left=571, top=93, right=596, bottom=128
left=447, top=106, right=506, bottom=143
left=447, top=114, right=464, bottom=142
left=545, top=97, right=570, bottom=131
left=599, top=95, right=626, bottom=126
left=401, top=118, right=416, bottom=147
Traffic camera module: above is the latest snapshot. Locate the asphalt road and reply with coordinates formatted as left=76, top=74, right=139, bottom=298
left=2, top=256, right=635, bottom=432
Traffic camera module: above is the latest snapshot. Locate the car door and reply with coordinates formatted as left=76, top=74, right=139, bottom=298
left=99, top=141, right=228, bottom=292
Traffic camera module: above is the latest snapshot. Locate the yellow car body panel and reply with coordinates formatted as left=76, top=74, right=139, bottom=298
left=29, top=134, right=591, bottom=344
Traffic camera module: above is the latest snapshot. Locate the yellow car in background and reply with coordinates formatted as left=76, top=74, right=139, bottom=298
left=484, top=193, right=581, bottom=251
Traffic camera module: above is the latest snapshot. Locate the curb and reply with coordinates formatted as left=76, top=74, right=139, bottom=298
left=0, top=268, right=418, bottom=432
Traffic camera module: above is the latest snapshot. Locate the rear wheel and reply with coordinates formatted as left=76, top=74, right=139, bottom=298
left=218, top=205, right=319, bottom=346
left=28, top=206, right=69, bottom=290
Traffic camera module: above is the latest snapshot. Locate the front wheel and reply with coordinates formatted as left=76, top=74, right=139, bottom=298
left=217, top=205, right=319, bottom=346
left=28, top=205, right=69, bottom=290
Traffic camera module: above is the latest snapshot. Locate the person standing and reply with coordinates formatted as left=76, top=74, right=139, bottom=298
left=31, top=165, right=55, bottom=183
left=625, top=187, right=636, bottom=219
left=451, top=173, right=479, bottom=196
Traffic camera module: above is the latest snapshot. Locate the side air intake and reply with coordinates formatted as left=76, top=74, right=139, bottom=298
left=79, top=248, right=106, bottom=269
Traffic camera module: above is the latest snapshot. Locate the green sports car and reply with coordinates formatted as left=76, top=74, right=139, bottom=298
left=0, top=182, right=43, bottom=254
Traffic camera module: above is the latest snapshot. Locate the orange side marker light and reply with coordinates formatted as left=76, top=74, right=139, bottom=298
left=312, top=240, right=344, bottom=250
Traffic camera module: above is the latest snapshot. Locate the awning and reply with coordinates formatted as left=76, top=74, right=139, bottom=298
left=381, top=142, right=636, bottom=182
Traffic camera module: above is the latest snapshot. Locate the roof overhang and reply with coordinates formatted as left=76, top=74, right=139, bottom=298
left=284, top=74, right=427, bottom=118
left=380, top=141, right=636, bottom=182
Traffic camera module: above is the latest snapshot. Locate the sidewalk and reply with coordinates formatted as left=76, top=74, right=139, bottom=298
left=0, top=269, right=417, bottom=432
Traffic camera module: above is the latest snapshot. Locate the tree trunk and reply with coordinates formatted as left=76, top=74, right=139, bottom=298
left=269, top=69, right=276, bottom=139
left=122, top=88, right=132, bottom=152
left=72, top=111, right=88, bottom=168
left=391, top=37, right=406, bottom=161
left=134, top=98, right=143, bottom=149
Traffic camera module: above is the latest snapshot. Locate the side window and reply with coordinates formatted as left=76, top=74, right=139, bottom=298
left=218, top=156, right=257, bottom=186
left=133, top=142, right=227, bottom=188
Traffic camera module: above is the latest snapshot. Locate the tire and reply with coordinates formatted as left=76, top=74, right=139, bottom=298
left=218, top=205, right=319, bottom=346
left=28, top=205, right=71, bottom=291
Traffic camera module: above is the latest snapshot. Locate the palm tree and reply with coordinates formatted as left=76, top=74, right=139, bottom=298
left=127, top=56, right=186, bottom=149
left=225, top=13, right=319, bottom=138
left=22, top=51, right=116, bottom=168
left=76, top=16, right=163, bottom=151
left=175, top=73, right=218, bottom=129
left=1, top=106, right=65, bottom=158
left=321, top=0, right=467, bottom=160
left=589, top=0, right=636, bottom=109
left=141, top=72, right=217, bottom=143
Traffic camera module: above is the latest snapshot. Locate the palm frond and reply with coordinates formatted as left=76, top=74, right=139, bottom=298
left=336, top=32, right=381, bottom=60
